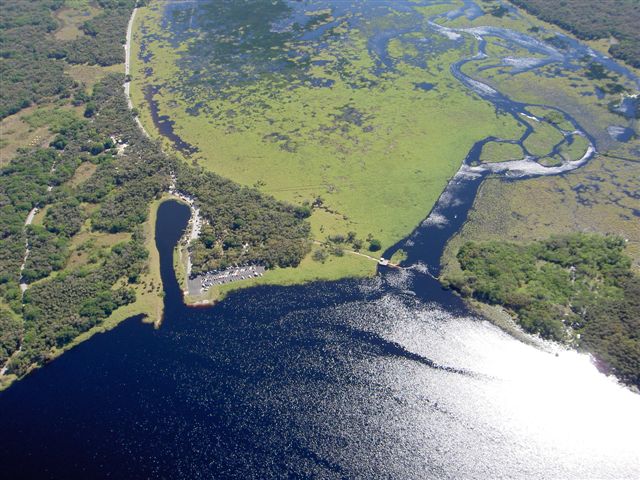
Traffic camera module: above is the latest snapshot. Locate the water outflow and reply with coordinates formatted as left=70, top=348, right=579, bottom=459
left=0, top=2, right=639, bottom=479
left=382, top=0, right=640, bottom=272
left=429, top=21, right=598, bottom=178
left=2, top=200, right=638, bottom=479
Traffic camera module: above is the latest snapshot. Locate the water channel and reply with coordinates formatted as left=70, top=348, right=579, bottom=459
left=0, top=1, right=638, bottom=478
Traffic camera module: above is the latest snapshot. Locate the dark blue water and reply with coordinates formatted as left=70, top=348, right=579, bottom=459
left=2, top=1, right=640, bottom=477
left=0, top=201, right=466, bottom=479
left=1, top=201, right=639, bottom=479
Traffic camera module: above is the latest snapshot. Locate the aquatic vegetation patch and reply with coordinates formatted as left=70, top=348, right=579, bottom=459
left=479, top=141, right=524, bottom=163
left=522, top=120, right=564, bottom=157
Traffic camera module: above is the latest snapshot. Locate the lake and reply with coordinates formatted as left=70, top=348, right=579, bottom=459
left=2, top=0, right=639, bottom=477
left=0, top=200, right=638, bottom=479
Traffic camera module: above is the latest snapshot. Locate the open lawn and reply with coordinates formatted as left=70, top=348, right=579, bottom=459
left=0, top=106, right=55, bottom=165
left=66, top=161, right=97, bottom=187
left=66, top=63, right=123, bottom=91
left=54, top=3, right=100, bottom=41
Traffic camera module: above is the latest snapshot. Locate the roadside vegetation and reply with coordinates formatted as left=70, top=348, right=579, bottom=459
left=443, top=234, right=639, bottom=388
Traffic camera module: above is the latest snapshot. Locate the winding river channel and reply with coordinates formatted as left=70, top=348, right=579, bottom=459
left=1, top=1, right=639, bottom=478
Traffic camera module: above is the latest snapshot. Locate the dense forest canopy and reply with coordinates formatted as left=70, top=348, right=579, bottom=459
left=444, top=234, right=640, bottom=387
left=177, top=166, right=311, bottom=275
left=0, top=71, right=171, bottom=377
left=0, top=0, right=142, bottom=119
left=509, top=0, right=640, bottom=68
left=0, top=0, right=71, bottom=118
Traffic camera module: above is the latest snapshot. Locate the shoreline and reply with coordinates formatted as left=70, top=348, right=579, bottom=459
left=123, top=0, right=638, bottom=392
left=0, top=194, right=168, bottom=391
left=2, top=0, right=633, bottom=392
left=1, top=4, right=153, bottom=392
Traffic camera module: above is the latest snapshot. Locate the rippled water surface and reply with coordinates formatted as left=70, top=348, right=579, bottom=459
left=0, top=201, right=638, bottom=479
left=1, top=0, right=639, bottom=477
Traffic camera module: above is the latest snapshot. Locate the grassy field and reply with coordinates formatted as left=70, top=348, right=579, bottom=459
left=480, top=141, right=525, bottom=163
left=66, top=63, right=123, bottom=90
left=558, top=134, right=590, bottom=161
left=0, top=106, right=55, bottom=166
left=522, top=120, right=565, bottom=156
left=53, top=2, right=100, bottom=41
left=131, top=1, right=524, bottom=292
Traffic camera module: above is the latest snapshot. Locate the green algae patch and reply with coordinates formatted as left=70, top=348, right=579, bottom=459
left=131, top=0, right=523, bottom=285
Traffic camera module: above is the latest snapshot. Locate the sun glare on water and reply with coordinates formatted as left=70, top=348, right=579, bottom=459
left=346, top=293, right=640, bottom=478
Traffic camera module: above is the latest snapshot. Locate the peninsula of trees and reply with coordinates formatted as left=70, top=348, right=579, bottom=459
left=444, top=234, right=640, bottom=388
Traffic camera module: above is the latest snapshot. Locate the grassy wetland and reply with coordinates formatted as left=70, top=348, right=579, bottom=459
left=130, top=0, right=638, bottom=366
left=438, top=1, right=639, bottom=268
left=130, top=0, right=528, bottom=291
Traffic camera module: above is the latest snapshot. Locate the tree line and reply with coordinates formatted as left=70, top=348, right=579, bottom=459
left=444, top=233, right=640, bottom=387
left=509, top=0, right=640, bottom=68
